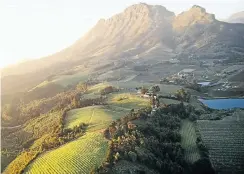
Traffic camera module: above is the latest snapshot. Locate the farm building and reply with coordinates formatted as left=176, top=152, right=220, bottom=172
left=197, top=82, right=211, bottom=87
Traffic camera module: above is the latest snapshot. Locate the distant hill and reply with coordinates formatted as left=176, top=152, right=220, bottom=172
left=226, top=11, right=244, bottom=24
left=2, top=3, right=244, bottom=94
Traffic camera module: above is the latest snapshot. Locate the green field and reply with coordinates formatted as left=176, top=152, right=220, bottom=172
left=180, top=119, right=200, bottom=163
left=82, top=82, right=111, bottom=99
left=52, top=72, right=89, bottom=87
left=108, top=93, right=149, bottom=109
left=24, top=132, right=108, bottom=174
left=157, top=84, right=182, bottom=95
left=24, top=90, right=149, bottom=174
left=87, top=82, right=111, bottom=94
left=30, top=71, right=89, bottom=90
left=64, top=106, right=125, bottom=131
left=28, top=81, right=50, bottom=92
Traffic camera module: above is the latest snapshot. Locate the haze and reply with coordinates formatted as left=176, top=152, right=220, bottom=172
left=0, top=0, right=243, bottom=68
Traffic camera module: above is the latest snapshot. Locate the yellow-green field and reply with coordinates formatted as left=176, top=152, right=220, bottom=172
left=52, top=72, right=88, bottom=87
left=82, top=82, right=111, bottom=99
left=108, top=93, right=149, bottom=109
left=180, top=119, right=200, bottom=163
left=87, top=82, right=111, bottom=94
left=30, top=71, right=89, bottom=90
left=24, top=132, right=108, bottom=174
left=64, top=106, right=125, bottom=131
left=24, top=91, right=149, bottom=174
left=28, top=81, right=50, bottom=92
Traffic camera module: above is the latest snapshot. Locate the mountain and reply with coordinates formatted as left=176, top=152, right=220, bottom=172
left=173, top=6, right=244, bottom=60
left=2, top=3, right=175, bottom=76
left=2, top=3, right=244, bottom=94
left=227, top=11, right=244, bottom=24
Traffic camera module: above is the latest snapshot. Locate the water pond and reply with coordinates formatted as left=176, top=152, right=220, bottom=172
left=199, top=98, right=244, bottom=109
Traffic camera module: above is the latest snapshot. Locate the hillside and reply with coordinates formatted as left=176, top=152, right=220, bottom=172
left=226, top=11, right=244, bottom=24
left=2, top=4, right=244, bottom=95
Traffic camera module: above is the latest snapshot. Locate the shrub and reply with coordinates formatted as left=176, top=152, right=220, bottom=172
left=128, top=151, right=137, bottom=162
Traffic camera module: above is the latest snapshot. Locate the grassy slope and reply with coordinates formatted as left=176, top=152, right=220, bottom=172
left=52, top=72, right=88, bottom=87
left=3, top=112, right=61, bottom=174
left=24, top=132, right=108, bottom=174
left=108, top=93, right=149, bottom=109
left=29, top=71, right=89, bottom=91
left=82, top=82, right=111, bottom=99
left=24, top=90, right=149, bottom=174
left=180, top=119, right=200, bottom=164
left=64, top=106, right=125, bottom=131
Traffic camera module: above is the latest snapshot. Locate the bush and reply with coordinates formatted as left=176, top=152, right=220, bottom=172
left=128, top=151, right=137, bottom=162
left=189, top=113, right=197, bottom=121
left=100, top=86, right=114, bottom=95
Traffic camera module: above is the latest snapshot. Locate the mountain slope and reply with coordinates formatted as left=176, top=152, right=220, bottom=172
left=227, top=11, right=244, bottom=24
left=2, top=3, right=244, bottom=95
left=173, top=6, right=244, bottom=60
left=2, top=3, right=175, bottom=77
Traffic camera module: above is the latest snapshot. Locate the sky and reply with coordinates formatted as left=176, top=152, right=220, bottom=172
left=0, top=0, right=243, bottom=68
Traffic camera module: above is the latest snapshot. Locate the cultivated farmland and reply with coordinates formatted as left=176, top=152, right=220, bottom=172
left=24, top=132, right=108, bottom=174
left=180, top=119, right=200, bottom=163
left=64, top=105, right=125, bottom=130
left=24, top=89, right=149, bottom=174
left=197, top=114, right=244, bottom=174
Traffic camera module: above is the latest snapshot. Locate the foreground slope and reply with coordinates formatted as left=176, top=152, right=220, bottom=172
left=24, top=132, right=108, bottom=174
left=197, top=114, right=244, bottom=174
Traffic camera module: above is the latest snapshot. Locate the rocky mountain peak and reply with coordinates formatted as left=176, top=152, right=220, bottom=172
left=124, top=3, right=150, bottom=14
left=173, top=5, right=215, bottom=30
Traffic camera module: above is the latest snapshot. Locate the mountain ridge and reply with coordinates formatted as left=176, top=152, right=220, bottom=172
left=2, top=3, right=244, bottom=95
left=226, top=11, right=244, bottom=24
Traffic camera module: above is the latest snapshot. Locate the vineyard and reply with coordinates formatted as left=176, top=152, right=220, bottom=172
left=64, top=106, right=125, bottom=130
left=197, top=114, right=244, bottom=174
left=180, top=119, right=200, bottom=163
left=24, top=132, right=108, bottom=174
left=23, top=89, right=149, bottom=174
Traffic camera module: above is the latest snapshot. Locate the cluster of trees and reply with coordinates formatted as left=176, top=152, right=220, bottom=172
left=41, top=122, right=88, bottom=151
left=136, top=85, right=160, bottom=95
left=160, top=102, right=196, bottom=119
left=175, top=88, right=191, bottom=102
left=4, top=108, right=88, bottom=174
left=2, top=81, right=107, bottom=173
left=94, top=101, right=214, bottom=174
left=184, top=82, right=201, bottom=92
left=1, top=82, right=107, bottom=127
left=100, top=86, right=118, bottom=95
left=148, top=85, right=160, bottom=93
left=95, top=107, right=187, bottom=174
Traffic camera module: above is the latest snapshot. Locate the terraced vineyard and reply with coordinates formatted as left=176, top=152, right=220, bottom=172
left=197, top=114, right=244, bottom=174
left=24, top=132, right=108, bottom=174
left=180, top=119, right=200, bottom=163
